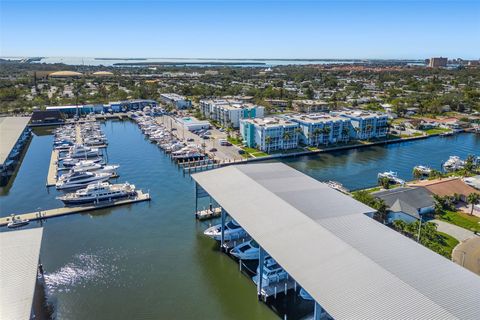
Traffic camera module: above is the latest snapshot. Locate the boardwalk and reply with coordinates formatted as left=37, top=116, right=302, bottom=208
left=0, top=191, right=150, bottom=227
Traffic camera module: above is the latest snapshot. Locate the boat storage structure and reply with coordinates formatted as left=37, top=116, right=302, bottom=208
left=192, top=162, right=480, bottom=320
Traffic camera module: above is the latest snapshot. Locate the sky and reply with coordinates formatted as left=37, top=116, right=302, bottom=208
left=1, top=0, right=479, bottom=59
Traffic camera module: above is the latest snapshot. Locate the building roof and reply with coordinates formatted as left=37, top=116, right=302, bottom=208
left=0, top=228, right=43, bottom=320
left=92, top=71, right=113, bottom=76
left=0, top=116, right=31, bottom=166
left=373, top=187, right=435, bottom=217
left=415, top=178, right=480, bottom=197
left=192, top=163, right=480, bottom=320
left=48, top=70, right=83, bottom=77
left=31, top=110, right=63, bottom=121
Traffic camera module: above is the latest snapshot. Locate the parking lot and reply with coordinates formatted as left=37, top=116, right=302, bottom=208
left=156, top=115, right=244, bottom=161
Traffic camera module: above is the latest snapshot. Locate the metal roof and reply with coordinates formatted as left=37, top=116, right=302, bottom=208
left=192, top=163, right=480, bottom=320
left=0, top=228, right=43, bottom=320
left=0, top=117, right=31, bottom=166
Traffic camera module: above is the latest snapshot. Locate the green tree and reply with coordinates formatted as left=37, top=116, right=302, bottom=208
left=265, top=135, right=272, bottom=154
left=467, top=193, right=480, bottom=215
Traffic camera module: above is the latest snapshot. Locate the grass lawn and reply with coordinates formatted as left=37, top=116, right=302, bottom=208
left=227, top=136, right=242, bottom=146
left=438, top=210, right=480, bottom=232
left=436, top=232, right=459, bottom=258
left=423, top=128, right=452, bottom=135
left=250, top=152, right=269, bottom=158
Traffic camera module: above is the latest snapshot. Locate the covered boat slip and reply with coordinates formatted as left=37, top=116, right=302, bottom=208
left=0, top=228, right=43, bottom=320
left=192, top=163, right=480, bottom=320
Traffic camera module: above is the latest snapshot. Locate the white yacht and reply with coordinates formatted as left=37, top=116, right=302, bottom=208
left=67, top=144, right=102, bottom=158
left=57, top=182, right=136, bottom=205
left=7, top=217, right=30, bottom=229
left=413, top=165, right=432, bottom=176
left=71, top=160, right=119, bottom=174
left=377, top=171, right=405, bottom=185
left=252, top=257, right=288, bottom=287
left=56, top=171, right=113, bottom=190
left=230, top=240, right=259, bottom=260
left=62, top=157, right=103, bottom=168
left=203, top=220, right=247, bottom=241
left=443, top=156, right=465, bottom=171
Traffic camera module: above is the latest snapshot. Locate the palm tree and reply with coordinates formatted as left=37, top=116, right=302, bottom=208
left=341, top=127, right=350, bottom=143
left=378, top=176, right=390, bottom=189
left=322, top=126, right=331, bottom=145
left=366, top=124, right=373, bottom=141
left=467, top=193, right=480, bottom=215
left=374, top=199, right=388, bottom=224
left=282, top=131, right=292, bottom=149
left=412, top=168, right=423, bottom=180
left=264, top=135, right=272, bottom=153
left=312, top=128, right=322, bottom=146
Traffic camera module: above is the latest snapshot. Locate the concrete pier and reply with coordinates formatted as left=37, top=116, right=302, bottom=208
left=0, top=191, right=151, bottom=227
left=46, top=150, right=59, bottom=186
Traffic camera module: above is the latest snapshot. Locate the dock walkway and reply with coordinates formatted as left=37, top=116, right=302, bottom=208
left=46, top=150, right=59, bottom=186
left=0, top=191, right=150, bottom=227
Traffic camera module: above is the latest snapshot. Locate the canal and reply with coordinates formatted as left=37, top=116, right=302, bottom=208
left=0, top=120, right=478, bottom=319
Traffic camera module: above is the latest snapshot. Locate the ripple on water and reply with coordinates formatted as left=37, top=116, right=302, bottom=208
left=44, top=249, right=122, bottom=294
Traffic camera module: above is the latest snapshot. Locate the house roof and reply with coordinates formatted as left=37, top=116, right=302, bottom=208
left=192, top=163, right=480, bottom=320
left=373, top=187, right=434, bottom=213
left=390, top=199, right=421, bottom=219
left=417, top=178, right=480, bottom=198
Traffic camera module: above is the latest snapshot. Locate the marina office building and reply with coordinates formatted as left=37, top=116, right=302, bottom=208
left=193, top=163, right=480, bottom=320
left=160, top=93, right=192, bottom=109
left=200, top=99, right=265, bottom=128
left=240, top=117, right=299, bottom=152
left=0, top=116, right=31, bottom=184
left=46, top=99, right=158, bottom=115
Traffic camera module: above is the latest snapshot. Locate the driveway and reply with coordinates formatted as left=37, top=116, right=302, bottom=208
left=431, top=219, right=475, bottom=242
left=452, top=237, right=480, bottom=275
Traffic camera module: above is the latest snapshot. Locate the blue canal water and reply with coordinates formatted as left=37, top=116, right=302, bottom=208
left=0, top=120, right=478, bottom=319
left=282, top=133, right=480, bottom=190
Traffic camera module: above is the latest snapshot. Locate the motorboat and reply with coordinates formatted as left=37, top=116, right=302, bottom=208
left=56, top=171, right=113, bottom=190
left=57, top=182, right=136, bottom=205
left=230, top=240, right=259, bottom=260
left=62, top=157, right=103, bottom=168
left=443, top=156, right=465, bottom=171
left=203, top=220, right=247, bottom=241
left=71, top=160, right=119, bottom=174
left=252, top=257, right=288, bottom=287
left=67, top=144, right=102, bottom=158
left=377, top=171, right=405, bottom=185
left=413, top=165, right=432, bottom=176
left=7, top=217, right=30, bottom=229
left=299, top=288, right=313, bottom=301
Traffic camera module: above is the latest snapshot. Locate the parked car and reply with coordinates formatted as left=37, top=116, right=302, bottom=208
left=187, top=138, right=195, bottom=142
left=209, top=148, right=217, bottom=152
left=238, top=150, right=246, bottom=155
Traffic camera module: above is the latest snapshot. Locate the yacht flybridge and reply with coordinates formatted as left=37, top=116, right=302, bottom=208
left=57, top=182, right=136, bottom=205
left=56, top=171, right=113, bottom=190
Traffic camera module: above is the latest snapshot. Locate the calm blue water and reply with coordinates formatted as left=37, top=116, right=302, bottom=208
left=282, top=133, right=480, bottom=190
left=0, top=121, right=478, bottom=319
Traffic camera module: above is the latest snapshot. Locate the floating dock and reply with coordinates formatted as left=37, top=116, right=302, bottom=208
left=0, top=191, right=150, bottom=227
left=195, top=207, right=222, bottom=220
left=46, top=150, right=59, bottom=186
left=259, top=278, right=297, bottom=301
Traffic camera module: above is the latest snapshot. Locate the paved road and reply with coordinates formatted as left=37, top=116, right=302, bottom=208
left=451, top=237, right=480, bottom=275
left=432, top=219, right=475, bottom=242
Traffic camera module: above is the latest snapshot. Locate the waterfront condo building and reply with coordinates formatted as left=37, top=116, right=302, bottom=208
left=428, top=57, right=448, bottom=68
left=292, top=100, right=330, bottom=113
left=200, top=99, right=264, bottom=128
left=287, top=113, right=352, bottom=146
left=160, top=93, right=192, bottom=109
left=335, top=110, right=389, bottom=140
left=240, top=117, right=299, bottom=152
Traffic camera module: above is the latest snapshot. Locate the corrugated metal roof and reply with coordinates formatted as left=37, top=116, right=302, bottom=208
left=192, top=163, right=480, bottom=320
left=0, top=117, right=31, bottom=166
left=0, top=228, right=43, bottom=320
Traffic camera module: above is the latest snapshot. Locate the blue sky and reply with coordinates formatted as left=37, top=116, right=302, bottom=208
left=1, top=1, right=479, bottom=59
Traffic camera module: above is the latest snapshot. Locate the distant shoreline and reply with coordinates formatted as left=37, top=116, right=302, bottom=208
left=113, top=61, right=267, bottom=66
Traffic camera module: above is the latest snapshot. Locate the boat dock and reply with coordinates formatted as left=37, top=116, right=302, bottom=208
left=195, top=207, right=222, bottom=220
left=46, top=150, right=59, bottom=186
left=259, top=278, right=297, bottom=301
left=0, top=191, right=151, bottom=227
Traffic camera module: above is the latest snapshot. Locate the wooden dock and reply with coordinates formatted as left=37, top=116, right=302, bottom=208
left=46, top=150, right=59, bottom=186
left=75, top=125, right=83, bottom=144
left=195, top=207, right=222, bottom=220
left=0, top=191, right=151, bottom=227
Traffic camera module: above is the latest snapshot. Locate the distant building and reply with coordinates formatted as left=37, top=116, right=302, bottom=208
left=372, top=187, right=435, bottom=224
left=177, top=117, right=210, bottom=131
left=264, top=99, right=289, bottom=108
left=287, top=113, right=351, bottom=146
left=46, top=99, right=157, bottom=115
left=292, top=100, right=330, bottom=113
left=428, top=57, right=448, bottom=68
left=30, top=110, right=64, bottom=126
left=0, top=117, right=31, bottom=184
left=334, top=110, right=389, bottom=140
left=160, top=93, right=191, bottom=109
left=200, top=99, right=264, bottom=128
left=48, top=70, right=83, bottom=78
left=240, top=117, right=299, bottom=152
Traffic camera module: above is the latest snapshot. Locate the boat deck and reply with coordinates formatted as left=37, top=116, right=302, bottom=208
left=0, top=191, right=150, bottom=227
left=222, top=236, right=251, bottom=251
left=46, top=150, right=59, bottom=186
